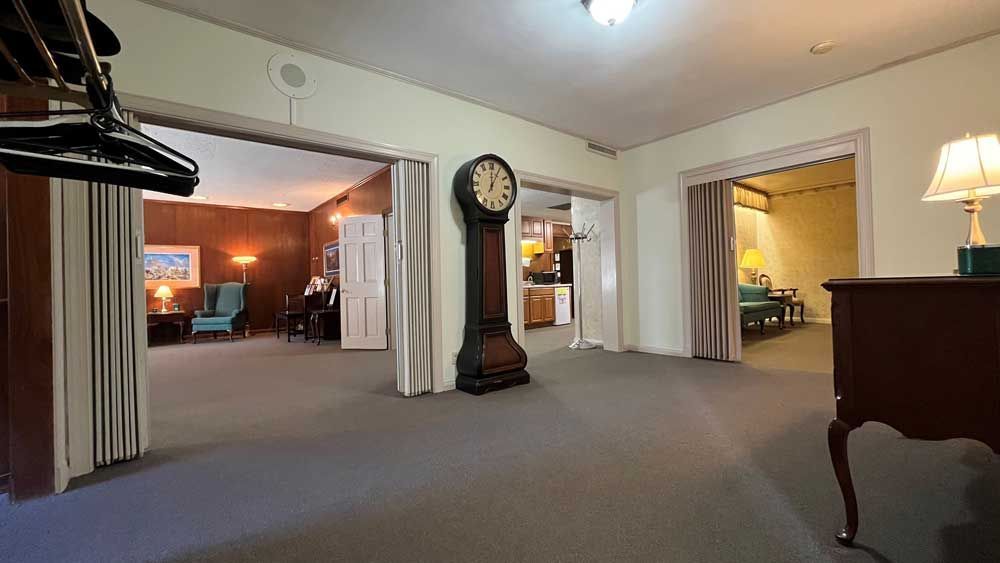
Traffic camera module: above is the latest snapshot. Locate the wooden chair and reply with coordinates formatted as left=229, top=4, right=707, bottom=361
left=274, top=294, right=305, bottom=342
left=759, top=274, right=805, bottom=326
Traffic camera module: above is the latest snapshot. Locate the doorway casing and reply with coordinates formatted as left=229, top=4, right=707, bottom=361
left=677, top=128, right=874, bottom=359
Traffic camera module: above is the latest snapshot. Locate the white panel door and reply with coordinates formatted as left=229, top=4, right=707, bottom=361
left=340, top=214, right=388, bottom=349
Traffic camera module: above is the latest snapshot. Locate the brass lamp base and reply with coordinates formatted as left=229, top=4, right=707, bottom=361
left=960, top=197, right=988, bottom=246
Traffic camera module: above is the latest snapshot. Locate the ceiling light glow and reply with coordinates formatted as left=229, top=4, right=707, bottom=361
left=190, top=195, right=207, bottom=200
left=582, top=0, right=636, bottom=27
left=272, top=202, right=290, bottom=208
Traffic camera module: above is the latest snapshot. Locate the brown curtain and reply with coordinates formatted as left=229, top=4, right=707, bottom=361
left=688, top=180, right=740, bottom=361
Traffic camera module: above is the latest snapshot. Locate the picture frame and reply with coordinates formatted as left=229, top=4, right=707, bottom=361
left=144, top=245, right=201, bottom=289
left=323, top=241, right=340, bottom=277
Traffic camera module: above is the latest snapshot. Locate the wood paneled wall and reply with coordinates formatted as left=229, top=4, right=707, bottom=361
left=3, top=96, right=55, bottom=501
left=308, top=167, right=392, bottom=276
left=143, top=201, right=310, bottom=333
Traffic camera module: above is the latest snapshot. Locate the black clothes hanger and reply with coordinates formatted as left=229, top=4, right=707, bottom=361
left=0, top=0, right=199, bottom=196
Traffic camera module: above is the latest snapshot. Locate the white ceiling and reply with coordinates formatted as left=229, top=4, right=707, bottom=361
left=146, top=0, right=1000, bottom=149
left=141, top=124, right=385, bottom=211
left=520, top=188, right=571, bottom=222
left=741, top=158, right=855, bottom=194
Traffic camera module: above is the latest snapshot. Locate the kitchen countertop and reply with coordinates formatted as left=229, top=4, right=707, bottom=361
left=522, top=283, right=573, bottom=289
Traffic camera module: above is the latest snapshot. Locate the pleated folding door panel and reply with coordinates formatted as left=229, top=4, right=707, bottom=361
left=90, top=181, right=146, bottom=466
left=90, top=111, right=149, bottom=466
left=391, top=160, right=434, bottom=396
left=688, top=180, right=740, bottom=361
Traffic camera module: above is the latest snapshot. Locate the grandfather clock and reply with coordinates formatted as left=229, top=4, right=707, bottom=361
left=454, top=154, right=529, bottom=395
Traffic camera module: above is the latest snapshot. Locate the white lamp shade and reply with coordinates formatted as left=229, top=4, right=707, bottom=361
left=923, top=133, right=1000, bottom=202
left=153, top=285, right=173, bottom=299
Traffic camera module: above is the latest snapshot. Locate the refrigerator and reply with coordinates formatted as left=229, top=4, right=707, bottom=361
left=554, top=286, right=572, bottom=326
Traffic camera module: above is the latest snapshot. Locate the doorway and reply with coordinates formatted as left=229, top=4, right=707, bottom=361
left=512, top=171, right=624, bottom=353
left=137, top=122, right=401, bottom=459
left=733, top=158, right=859, bottom=373
left=47, top=100, right=440, bottom=489
left=679, top=129, right=874, bottom=363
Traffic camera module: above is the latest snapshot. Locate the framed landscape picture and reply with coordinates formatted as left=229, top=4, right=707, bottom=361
left=144, top=245, right=201, bottom=289
left=323, top=241, right=340, bottom=277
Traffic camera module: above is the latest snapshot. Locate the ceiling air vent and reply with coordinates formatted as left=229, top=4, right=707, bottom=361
left=336, top=193, right=350, bottom=206
left=586, top=140, right=618, bottom=160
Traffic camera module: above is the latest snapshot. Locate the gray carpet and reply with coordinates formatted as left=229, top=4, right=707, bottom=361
left=741, top=322, right=834, bottom=374
left=2, top=333, right=1000, bottom=562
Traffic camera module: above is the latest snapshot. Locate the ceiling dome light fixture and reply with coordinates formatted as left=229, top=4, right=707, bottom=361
left=810, top=40, right=838, bottom=55
left=582, top=0, right=636, bottom=27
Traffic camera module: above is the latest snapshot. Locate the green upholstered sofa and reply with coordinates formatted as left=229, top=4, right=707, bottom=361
left=192, top=282, right=247, bottom=343
left=738, top=283, right=783, bottom=334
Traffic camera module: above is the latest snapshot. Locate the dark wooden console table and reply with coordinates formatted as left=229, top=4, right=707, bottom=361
left=147, top=310, right=190, bottom=344
left=822, top=276, right=1000, bottom=545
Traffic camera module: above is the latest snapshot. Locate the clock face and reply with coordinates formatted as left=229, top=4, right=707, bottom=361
left=472, top=159, right=514, bottom=212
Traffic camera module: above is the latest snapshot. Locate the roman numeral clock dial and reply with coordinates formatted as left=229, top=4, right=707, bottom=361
left=472, top=159, right=513, bottom=212
left=453, top=154, right=529, bottom=395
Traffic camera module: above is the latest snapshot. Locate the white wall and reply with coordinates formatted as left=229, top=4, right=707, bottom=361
left=621, top=34, right=1000, bottom=354
left=92, top=0, right=620, bottom=388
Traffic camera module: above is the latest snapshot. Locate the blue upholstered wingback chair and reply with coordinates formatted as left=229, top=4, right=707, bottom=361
left=738, top=283, right=783, bottom=334
left=192, top=282, right=247, bottom=342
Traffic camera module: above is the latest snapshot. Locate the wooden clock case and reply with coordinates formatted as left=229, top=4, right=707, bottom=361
left=453, top=154, right=529, bottom=395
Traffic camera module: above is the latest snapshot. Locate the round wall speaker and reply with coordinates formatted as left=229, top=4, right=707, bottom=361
left=267, top=53, right=318, bottom=99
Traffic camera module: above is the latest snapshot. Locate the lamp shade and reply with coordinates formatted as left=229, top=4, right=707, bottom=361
left=153, top=285, right=173, bottom=299
left=232, top=255, right=257, bottom=265
left=922, top=133, right=1000, bottom=202
left=739, top=249, right=766, bottom=269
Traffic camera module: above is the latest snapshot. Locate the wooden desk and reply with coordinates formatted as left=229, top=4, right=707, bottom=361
left=822, top=276, right=1000, bottom=545
left=147, top=310, right=190, bottom=344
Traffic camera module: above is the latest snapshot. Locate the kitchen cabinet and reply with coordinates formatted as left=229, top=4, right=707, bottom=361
left=521, top=217, right=533, bottom=238
left=543, top=220, right=554, bottom=252
left=529, top=295, right=545, bottom=324
left=552, top=222, right=574, bottom=238
left=524, top=286, right=557, bottom=326
left=542, top=292, right=555, bottom=321
left=531, top=217, right=544, bottom=238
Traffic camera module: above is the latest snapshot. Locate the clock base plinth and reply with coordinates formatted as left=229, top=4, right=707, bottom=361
left=457, top=370, right=530, bottom=396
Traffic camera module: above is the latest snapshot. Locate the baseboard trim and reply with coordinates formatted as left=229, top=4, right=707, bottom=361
left=626, top=344, right=688, bottom=357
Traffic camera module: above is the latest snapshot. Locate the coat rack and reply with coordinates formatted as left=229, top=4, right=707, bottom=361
left=568, top=222, right=597, bottom=350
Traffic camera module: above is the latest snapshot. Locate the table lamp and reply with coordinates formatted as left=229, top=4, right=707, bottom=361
left=232, top=255, right=257, bottom=283
left=922, top=133, right=1000, bottom=274
left=153, top=285, right=173, bottom=312
left=739, top=248, right=766, bottom=284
